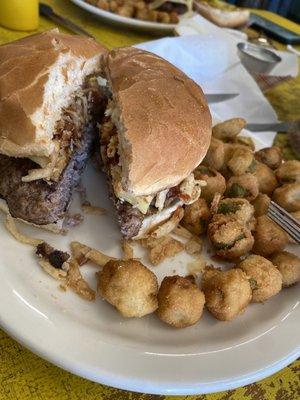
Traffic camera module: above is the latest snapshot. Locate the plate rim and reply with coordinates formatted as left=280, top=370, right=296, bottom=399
left=1, top=290, right=299, bottom=395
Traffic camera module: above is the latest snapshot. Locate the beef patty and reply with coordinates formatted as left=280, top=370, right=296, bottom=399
left=0, top=123, right=95, bottom=225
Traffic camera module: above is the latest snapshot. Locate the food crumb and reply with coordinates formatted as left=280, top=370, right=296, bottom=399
left=187, top=257, right=206, bottom=276
left=59, top=284, right=67, bottom=292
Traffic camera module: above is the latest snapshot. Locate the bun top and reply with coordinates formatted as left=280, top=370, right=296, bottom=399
left=104, top=47, right=212, bottom=196
left=0, top=29, right=106, bottom=159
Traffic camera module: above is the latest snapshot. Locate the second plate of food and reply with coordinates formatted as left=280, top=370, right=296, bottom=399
left=70, top=0, right=181, bottom=32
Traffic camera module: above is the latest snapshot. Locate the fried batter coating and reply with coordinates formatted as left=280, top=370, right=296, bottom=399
left=276, top=160, right=300, bottom=184
left=212, top=118, right=246, bottom=141
left=203, top=138, right=226, bottom=171
left=157, top=275, right=205, bottom=328
left=252, top=215, right=288, bottom=257
left=216, top=198, right=254, bottom=226
left=208, top=214, right=254, bottom=260
left=95, top=0, right=109, bottom=11
left=98, top=259, right=158, bottom=317
left=253, top=162, right=278, bottom=195
left=255, top=146, right=282, bottom=170
left=237, top=255, right=282, bottom=302
left=202, top=268, right=252, bottom=321
left=231, top=136, right=255, bottom=151
left=227, top=147, right=256, bottom=176
left=273, top=183, right=300, bottom=212
left=182, top=198, right=211, bottom=235
left=194, top=166, right=226, bottom=204
left=252, top=193, right=271, bottom=217
left=226, top=173, right=259, bottom=201
left=271, top=251, right=300, bottom=287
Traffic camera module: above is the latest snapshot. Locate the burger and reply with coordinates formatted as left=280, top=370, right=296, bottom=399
left=0, top=33, right=211, bottom=239
left=0, top=30, right=107, bottom=230
left=99, top=47, right=211, bottom=239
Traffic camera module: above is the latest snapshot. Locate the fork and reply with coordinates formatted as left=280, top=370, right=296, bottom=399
left=267, top=201, right=300, bottom=244
left=39, top=3, right=95, bottom=38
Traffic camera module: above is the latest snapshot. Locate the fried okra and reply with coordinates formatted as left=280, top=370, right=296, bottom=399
left=252, top=215, right=288, bottom=257
left=271, top=251, right=300, bottom=287
left=276, top=160, right=300, bottom=184
left=208, top=214, right=254, bottom=260
left=255, top=146, right=282, bottom=170
left=212, top=118, right=246, bottom=141
left=231, top=136, right=255, bottom=151
left=253, top=162, right=278, bottom=195
left=252, top=193, right=271, bottom=217
left=202, top=268, right=252, bottom=321
left=194, top=166, right=226, bottom=204
left=182, top=198, right=211, bottom=235
left=157, top=276, right=205, bottom=328
left=273, top=183, right=300, bottom=212
left=203, top=137, right=226, bottom=171
left=226, top=173, right=259, bottom=201
left=227, top=147, right=256, bottom=176
left=237, top=255, right=282, bottom=302
left=216, top=198, right=254, bottom=226
left=98, top=259, right=158, bottom=317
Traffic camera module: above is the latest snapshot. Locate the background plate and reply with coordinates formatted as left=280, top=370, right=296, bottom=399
left=0, top=133, right=299, bottom=395
left=70, top=0, right=177, bottom=32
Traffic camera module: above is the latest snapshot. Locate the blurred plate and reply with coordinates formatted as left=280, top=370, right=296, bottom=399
left=70, top=0, right=177, bottom=32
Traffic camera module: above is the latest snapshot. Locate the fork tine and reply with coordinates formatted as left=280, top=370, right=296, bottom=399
left=269, top=205, right=300, bottom=232
left=270, top=201, right=300, bottom=228
left=269, top=208, right=300, bottom=238
left=267, top=202, right=300, bottom=244
left=268, top=209, right=300, bottom=235
left=268, top=210, right=300, bottom=243
left=268, top=205, right=300, bottom=233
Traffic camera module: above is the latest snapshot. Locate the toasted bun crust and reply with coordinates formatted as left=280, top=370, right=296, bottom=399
left=196, top=3, right=249, bottom=28
left=0, top=29, right=107, bottom=159
left=104, top=47, right=212, bottom=196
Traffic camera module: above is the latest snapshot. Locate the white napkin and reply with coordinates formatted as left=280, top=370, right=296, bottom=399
left=137, top=37, right=277, bottom=145
left=176, top=14, right=298, bottom=78
left=271, top=50, right=298, bottom=77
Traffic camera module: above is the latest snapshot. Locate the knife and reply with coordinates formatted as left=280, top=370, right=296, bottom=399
left=246, top=121, right=300, bottom=155
left=205, top=93, right=239, bottom=103
left=246, top=122, right=294, bottom=132
left=39, top=3, right=95, bottom=38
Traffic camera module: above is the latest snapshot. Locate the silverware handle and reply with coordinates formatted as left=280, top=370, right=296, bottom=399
left=40, top=5, right=94, bottom=38
left=246, top=122, right=291, bottom=132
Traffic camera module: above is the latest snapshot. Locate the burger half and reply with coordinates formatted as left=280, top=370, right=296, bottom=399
left=0, top=30, right=107, bottom=230
left=99, top=47, right=212, bottom=239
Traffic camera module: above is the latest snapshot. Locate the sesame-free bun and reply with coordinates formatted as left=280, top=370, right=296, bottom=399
left=104, top=47, right=212, bottom=197
left=0, top=29, right=106, bottom=160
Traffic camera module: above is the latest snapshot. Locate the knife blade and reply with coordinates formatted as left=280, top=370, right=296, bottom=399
left=205, top=93, right=239, bottom=103
left=39, top=3, right=95, bottom=38
left=246, top=121, right=300, bottom=156
left=246, top=122, right=291, bottom=132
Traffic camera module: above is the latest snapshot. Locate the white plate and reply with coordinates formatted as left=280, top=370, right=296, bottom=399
left=0, top=133, right=299, bottom=395
left=70, top=0, right=177, bottom=32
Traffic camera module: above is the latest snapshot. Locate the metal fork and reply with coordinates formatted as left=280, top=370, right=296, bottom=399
left=39, top=3, right=95, bottom=38
left=267, top=201, right=300, bottom=244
